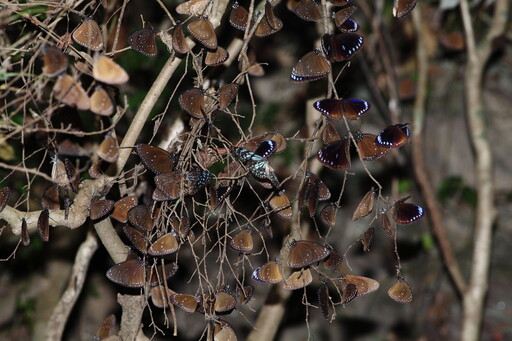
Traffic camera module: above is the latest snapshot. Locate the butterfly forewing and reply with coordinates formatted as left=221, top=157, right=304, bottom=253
left=148, top=233, right=179, bottom=256
left=179, top=88, right=206, bottom=118
left=214, top=291, right=237, bottom=313
left=106, top=259, right=146, bottom=288
left=217, top=83, right=239, bottom=110
left=293, top=0, right=323, bottom=22
left=122, top=225, right=148, bottom=254
left=92, top=55, right=129, bottom=85
left=269, top=192, right=293, bottom=220
left=89, top=199, right=114, bottom=220
left=172, top=25, right=190, bottom=54
left=229, top=229, right=253, bottom=253
left=187, top=16, right=217, bottom=49
left=64, top=158, right=79, bottom=193
left=323, top=248, right=343, bottom=270
left=127, top=205, right=155, bottom=231
left=322, top=121, right=341, bottom=144
left=381, top=210, right=396, bottom=238
left=291, top=50, right=331, bottom=82
left=388, top=279, right=413, bottom=303
left=375, top=123, right=410, bottom=148
left=393, top=0, right=418, bottom=18
left=393, top=197, right=424, bottom=224
left=53, top=75, right=90, bottom=110
left=90, top=86, right=114, bottom=116
left=42, top=184, right=60, bottom=212
left=354, top=132, right=390, bottom=161
left=38, top=210, right=51, bottom=241
left=150, top=285, right=175, bottom=308
left=97, top=134, right=119, bottom=162
left=282, top=268, right=313, bottom=290
left=333, top=6, right=357, bottom=29
left=320, top=203, right=336, bottom=228
left=321, top=33, right=364, bottom=62
left=21, top=218, right=30, bottom=246
left=313, top=98, right=370, bottom=119
left=155, top=172, right=183, bottom=200
left=360, top=227, right=375, bottom=252
left=352, top=188, right=375, bottom=221
left=317, top=138, right=351, bottom=170
left=287, top=240, right=329, bottom=268
left=135, top=144, right=177, bottom=174
left=42, top=46, right=68, bottom=77
left=230, top=2, right=249, bottom=31
left=252, top=260, right=282, bottom=283
left=176, top=0, right=210, bottom=16
left=345, top=274, right=379, bottom=296
left=72, top=18, right=103, bottom=51
left=96, top=314, right=117, bottom=340
left=318, top=282, right=331, bottom=319
left=206, top=46, right=229, bottom=66
left=128, top=27, right=157, bottom=56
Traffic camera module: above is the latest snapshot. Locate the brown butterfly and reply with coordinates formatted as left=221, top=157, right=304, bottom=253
left=53, top=75, right=90, bottom=110
left=128, top=27, right=158, bottom=56
left=172, top=24, right=190, bottom=54
left=41, top=45, right=68, bottom=77
left=90, top=86, right=114, bottom=116
left=352, top=187, right=376, bottom=221
left=229, top=1, right=249, bottom=31
left=290, top=49, right=330, bottom=82
left=176, top=0, right=211, bottom=16
left=205, top=46, right=229, bottom=66
left=282, top=268, right=313, bottom=290
left=287, top=240, right=329, bottom=268
left=72, top=18, right=104, bottom=51
left=255, top=1, right=283, bottom=37
left=93, top=55, right=129, bottom=85
left=187, top=16, right=217, bottom=49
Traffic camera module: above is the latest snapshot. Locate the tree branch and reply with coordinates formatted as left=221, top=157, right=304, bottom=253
left=45, top=232, right=98, bottom=341
left=459, top=0, right=509, bottom=340
left=411, top=5, right=466, bottom=296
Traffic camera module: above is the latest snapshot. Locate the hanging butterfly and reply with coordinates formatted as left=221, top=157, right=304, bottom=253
left=393, top=196, right=424, bottom=224
left=317, top=137, right=351, bottom=170
left=313, top=98, right=370, bottom=119
left=337, top=18, right=359, bottom=33
left=393, top=0, right=418, bottom=18
left=127, top=27, right=158, bottom=56
left=185, top=167, right=214, bottom=195
left=291, top=49, right=331, bottom=83
left=375, top=123, right=410, bottom=148
left=232, top=140, right=279, bottom=187
left=321, top=33, right=364, bottom=62
left=333, top=6, right=357, bottom=30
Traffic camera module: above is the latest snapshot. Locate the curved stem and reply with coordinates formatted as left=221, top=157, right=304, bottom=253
left=411, top=5, right=466, bottom=297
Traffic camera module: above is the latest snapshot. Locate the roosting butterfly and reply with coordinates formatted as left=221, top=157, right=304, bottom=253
left=393, top=196, right=424, bottom=224
left=375, top=123, right=410, bottom=148
left=232, top=140, right=279, bottom=187
left=321, top=33, right=364, bottom=62
left=313, top=98, right=370, bottom=119
left=128, top=27, right=158, bottom=56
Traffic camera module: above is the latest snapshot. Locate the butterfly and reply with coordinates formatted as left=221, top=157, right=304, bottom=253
left=232, top=140, right=279, bottom=187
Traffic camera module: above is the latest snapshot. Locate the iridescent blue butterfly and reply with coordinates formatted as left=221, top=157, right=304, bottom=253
left=186, top=167, right=213, bottom=195
left=232, top=140, right=279, bottom=187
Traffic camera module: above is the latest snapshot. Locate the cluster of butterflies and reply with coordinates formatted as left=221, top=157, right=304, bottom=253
left=30, top=0, right=423, bottom=338
left=41, top=17, right=130, bottom=116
